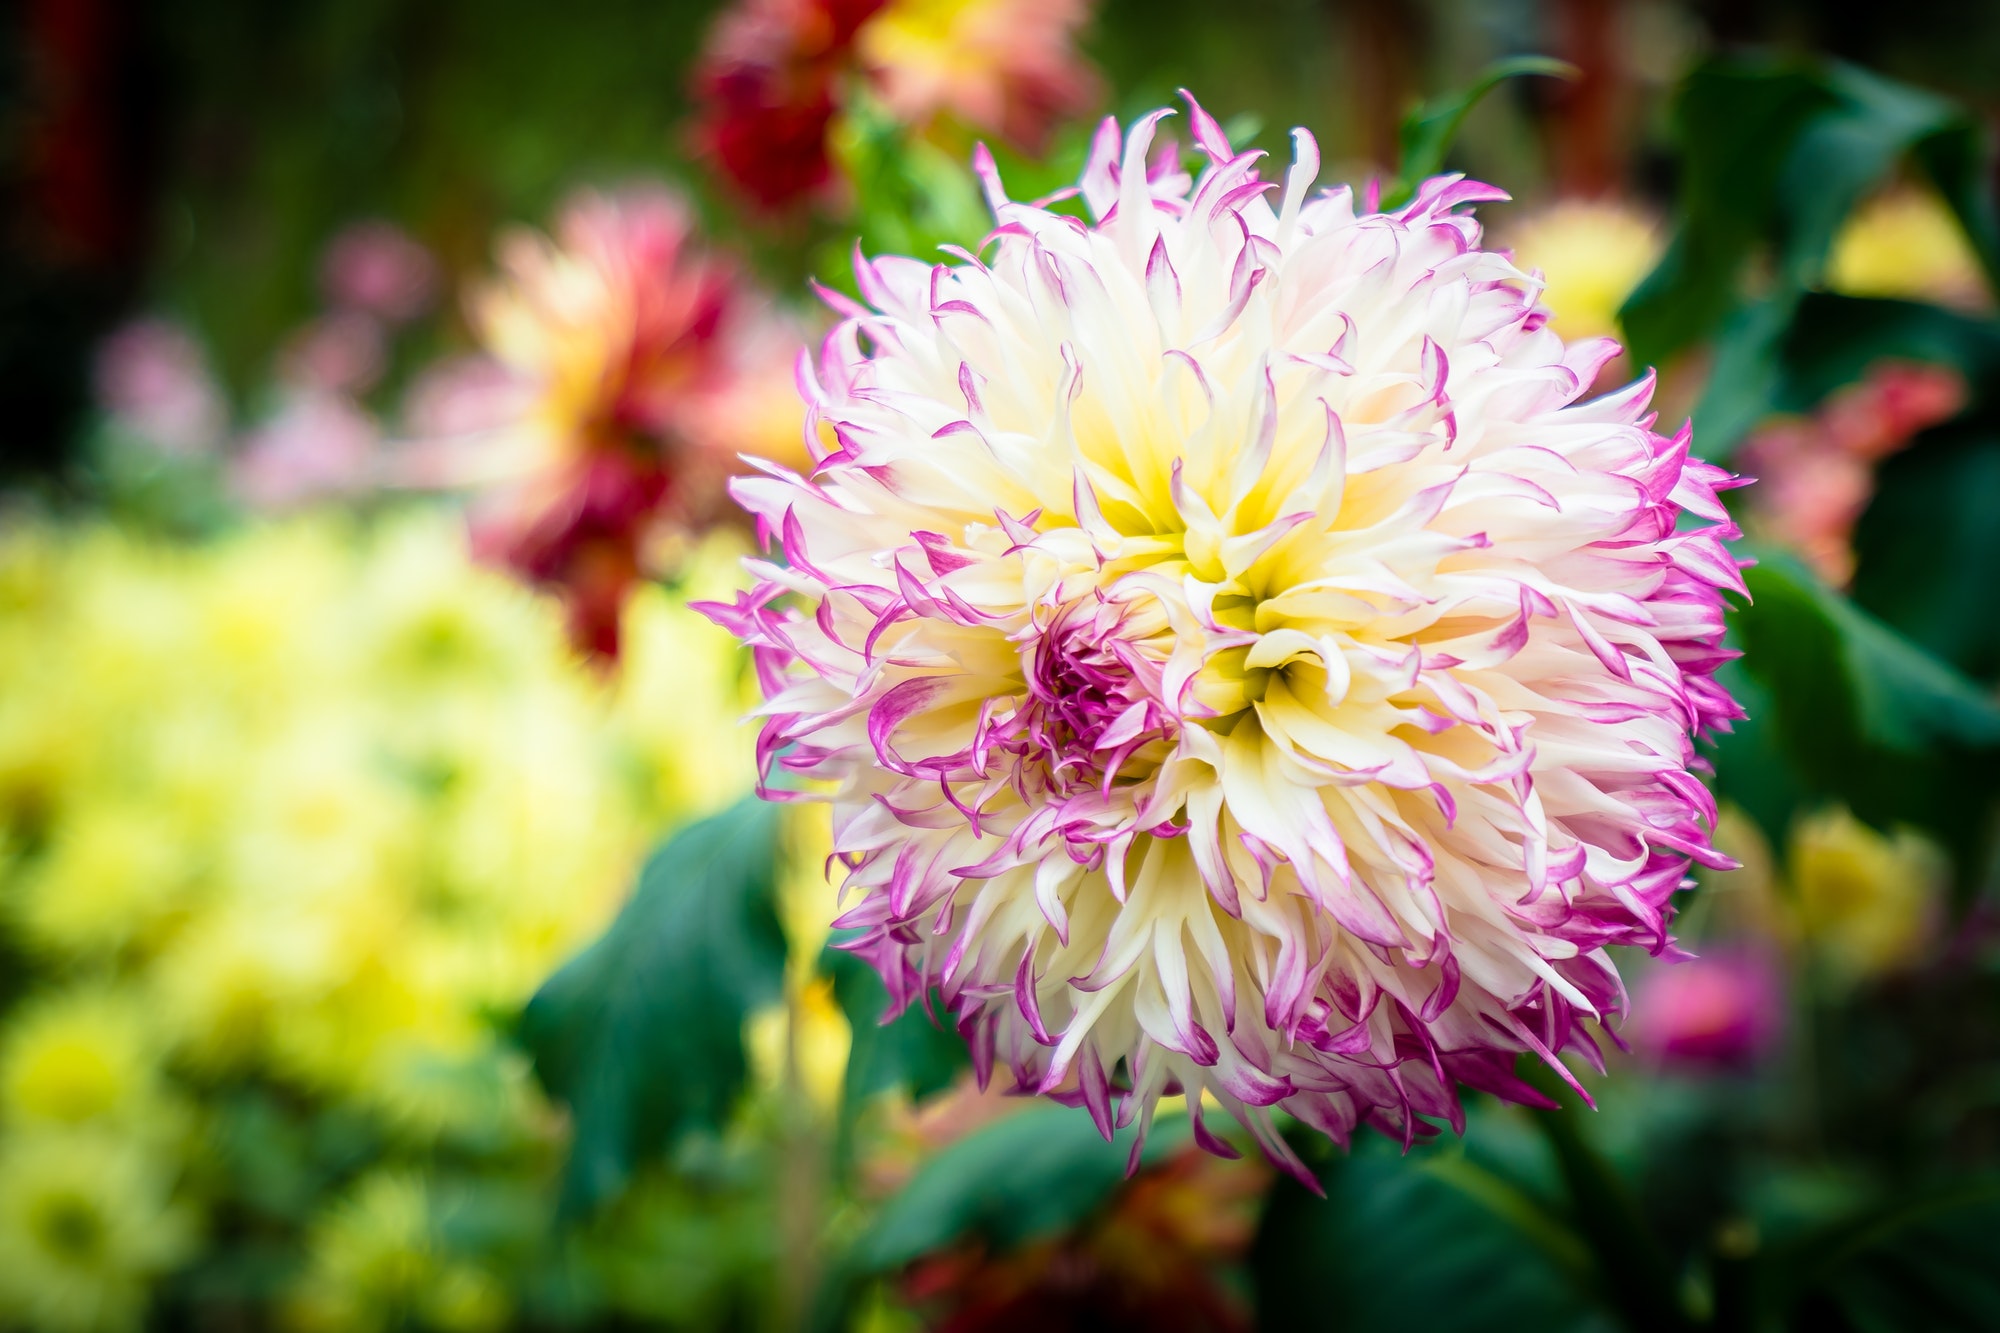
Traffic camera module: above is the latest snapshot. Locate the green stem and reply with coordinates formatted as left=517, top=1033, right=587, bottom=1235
left=1521, top=1061, right=1700, bottom=1333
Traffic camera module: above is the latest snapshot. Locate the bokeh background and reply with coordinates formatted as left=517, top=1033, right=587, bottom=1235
left=3, top=0, right=2000, bottom=1329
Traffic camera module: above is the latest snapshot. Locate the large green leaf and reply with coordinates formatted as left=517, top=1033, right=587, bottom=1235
left=852, top=1103, right=1191, bottom=1272
left=1697, top=292, right=2000, bottom=462
left=1759, top=1183, right=2000, bottom=1330
left=1621, top=58, right=1999, bottom=456
left=1621, top=57, right=1834, bottom=370
left=1250, top=1121, right=1609, bottom=1333
left=1727, top=550, right=2000, bottom=863
left=811, top=1103, right=1195, bottom=1332
left=1770, top=294, right=2000, bottom=417
left=519, top=797, right=788, bottom=1215
left=1851, top=424, right=2000, bottom=682
left=1738, top=551, right=2000, bottom=757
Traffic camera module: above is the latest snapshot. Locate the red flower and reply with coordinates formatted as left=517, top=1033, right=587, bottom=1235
left=692, top=0, right=887, bottom=211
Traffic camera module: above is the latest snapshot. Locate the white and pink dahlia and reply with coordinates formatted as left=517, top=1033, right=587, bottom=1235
left=701, top=99, right=1745, bottom=1174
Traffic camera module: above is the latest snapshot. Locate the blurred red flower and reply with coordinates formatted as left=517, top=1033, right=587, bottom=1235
left=400, top=186, right=812, bottom=659
left=1739, top=361, right=1966, bottom=585
left=693, top=0, right=887, bottom=211
left=692, top=0, right=1099, bottom=213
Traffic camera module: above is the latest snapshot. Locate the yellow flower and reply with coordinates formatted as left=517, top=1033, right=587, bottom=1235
left=1828, top=185, right=1990, bottom=310
left=855, top=0, right=1099, bottom=152
left=0, top=506, right=756, bottom=1159
left=1506, top=199, right=1662, bottom=340
left=1790, top=806, right=1945, bottom=983
left=150, top=906, right=303, bottom=1071
left=7, top=801, right=196, bottom=955
left=0, top=989, right=160, bottom=1130
left=0, top=1129, right=193, bottom=1333
left=286, top=1170, right=508, bottom=1333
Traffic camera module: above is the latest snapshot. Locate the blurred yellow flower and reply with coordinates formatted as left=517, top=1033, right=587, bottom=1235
left=0, top=509, right=754, bottom=1128
left=1506, top=199, right=1662, bottom=341
left=0, top=1130, right=193, bottom=1333
left=0, top=989, right=160, bottom=1130
left=0, top=507, right=760, bottom=1322
left=286, top=1170, right=506, bottom=1333
left=1790, top=806, right=1945, bottom=984
left=8, top=801, right=196, bottom=955
left=856, top=0, right=1099, bottom=152
left=1828, top=185, right=1990, bottom=311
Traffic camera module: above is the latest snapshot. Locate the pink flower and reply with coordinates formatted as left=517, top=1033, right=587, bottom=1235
left=277, top=311, right=388, bottom=395
left=230, top=391, right=379, bottom=511
left=92, top=318, right=228, bottom=458
left=320, top=221, right=439, bottom=324
left=1629, top=949, right=1784, bottom=1070
left=700, top=99, right=1745, bottom=1176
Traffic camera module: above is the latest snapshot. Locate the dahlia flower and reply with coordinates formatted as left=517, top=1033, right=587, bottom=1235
left=1828, top=185, right=1991, bottom=312
left=413, top=186, right=796, bottom=657
left=702, top=99, right=1744, bottom=1171
left=93, top=318, right=227, bottom=459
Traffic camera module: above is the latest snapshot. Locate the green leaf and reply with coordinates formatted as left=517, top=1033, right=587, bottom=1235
left=1775, top=64, right=1968, bottom=289
left=1380, top=56, right=1576, bottom=211
left=1621, top=57, right=1834, bottom=369
left=1851, top=425, right=2000, bottom=681
left=1739, top=550, right=2000, bottom=757
left=1251, top=1120, right=1607, bottom=1333
left=852, top=1103, right=1191, bottom=1271
left=1760, top=1182, right=2000, bottom=1329
left=818, top=89, right=991, bottom=294
left=519, top=797, right=788, bottom=1215
left=1725, top=549, right=2000, bottom=869
left=1622, top=57, right=1999, bottom=455
left=1697, top=292, right=2000, bottom=464
left=810, top=1104, right=1194, bottom=1333
left=826, top=948, right=966, bottom=1110
left=1686, top=297, right=1797, bottom=458
left=1771, top=293, right=2000, bottom=419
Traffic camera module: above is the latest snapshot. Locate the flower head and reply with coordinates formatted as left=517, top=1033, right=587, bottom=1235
left=1829, top=185, right=1991, bottom=312
left=0, top=1130, right=193, bottom=1333
left=694, top=0, right=888, bottom=211
left=1628, top=948, right=1784, bottom=1070
left=0, top=989, right=161, bottom=1130
left=858, top=0, right=1099, bottom=153
left=92, top=318, right=227, bottom=459
left=418, top=187, right=795, bottom=657
left=320, top=220, right=439, bottom=325
left=692, top=0, right=1098, bottom=212
left=703, top=99, right=1744, bottom=1172
left=1503, top=199, right=1660, bottom=343
left=1790, top=805, right=1944, bottom=985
